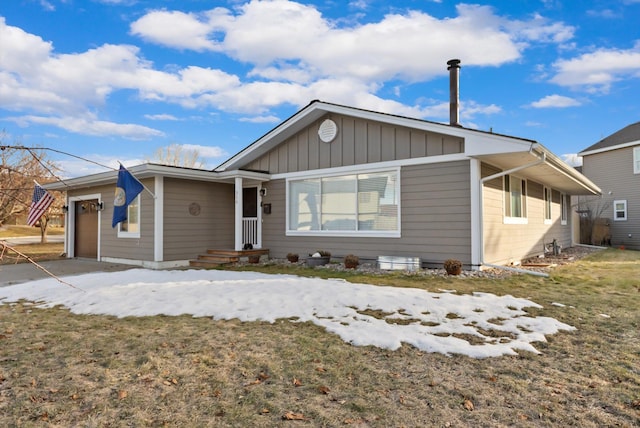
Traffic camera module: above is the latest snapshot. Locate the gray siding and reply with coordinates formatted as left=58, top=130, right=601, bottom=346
left=481, top=163, right=572, bottom=265
left=582, top=146, right=640, bottom=249
left=68, top=181, right=156, bottom=261
left=163, top=178, right=235, bottom=260
left=260, top=160, right=472, bottom=267
left=242, top=114, right=464, bottom=174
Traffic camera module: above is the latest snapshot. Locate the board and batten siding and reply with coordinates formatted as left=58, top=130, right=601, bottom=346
left=481, top=163, right=572, bottom=265
left=260, top=160, right=472, bottom=267
left=242, top=114, right=464, bottom=174
left=162, top=178, right=235, bottom=260
left=582, top=146, right=640, bottom=250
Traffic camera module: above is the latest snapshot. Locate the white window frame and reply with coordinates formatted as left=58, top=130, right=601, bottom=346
left=117, top=195, right=141, bottom=238
left=560, top=193, right=568, bottom=225
left=634, top=146, right=640, bottom=174
left=613, top=199, right=627, bottom=221
left=543, top=186, right=552, bottom=224
left=286, top=167, right=401, bottom=238
left=504, top=175, right=528, bottom=224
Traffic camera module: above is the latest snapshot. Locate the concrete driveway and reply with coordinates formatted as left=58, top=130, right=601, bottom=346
left=0, top=259, right=135, bottom=287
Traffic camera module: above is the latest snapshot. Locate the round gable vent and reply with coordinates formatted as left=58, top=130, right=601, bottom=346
left=318, top=119, right=338, bottom=143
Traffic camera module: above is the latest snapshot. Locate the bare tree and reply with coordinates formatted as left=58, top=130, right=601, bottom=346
left=0, top=137, right=62, bottom=242
left=147, top=144, right=205, bottom=169
left=574, top=195, right=612, bottom=245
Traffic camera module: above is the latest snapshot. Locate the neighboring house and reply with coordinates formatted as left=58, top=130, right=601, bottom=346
left=45, top=63, right=600, bottom=270
left=578, top=121, right=640, bottom=250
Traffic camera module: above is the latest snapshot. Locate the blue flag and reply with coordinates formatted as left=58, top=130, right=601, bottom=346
left=112, top=164, right=144, bottom=228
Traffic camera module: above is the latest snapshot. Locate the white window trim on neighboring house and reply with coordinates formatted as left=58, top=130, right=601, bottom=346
left=543, top=186, right=552, bottom=224
left=634, top=146, right=640, bottom=174
left=118, top=195, right=141, bottom=238
left=613, top=199, right=627, bottom=221
left=286, top=167, right=401, bottom=238
left=561, top=193, right=568, bottom=225
left=504, top=175, right=528, bottom=224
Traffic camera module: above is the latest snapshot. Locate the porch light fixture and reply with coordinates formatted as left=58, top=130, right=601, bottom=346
left=259, top=188, right=267, bottom=197
left=62, top=205, right=69, bottom=213
left=96, top=201, right=104, bottom=211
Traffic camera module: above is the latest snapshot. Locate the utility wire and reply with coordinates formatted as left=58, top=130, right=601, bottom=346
left=1, top=144, right=117, bottom=189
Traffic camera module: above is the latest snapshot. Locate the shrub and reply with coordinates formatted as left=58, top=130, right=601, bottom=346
left=286, top=253, right=299, bottom=263
left=344, top=254, right=359, bottom=269
left=443, top=258, right=462, bottom=275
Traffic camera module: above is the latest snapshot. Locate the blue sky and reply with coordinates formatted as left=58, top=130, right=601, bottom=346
left=1, top=0, right=639, bottom=177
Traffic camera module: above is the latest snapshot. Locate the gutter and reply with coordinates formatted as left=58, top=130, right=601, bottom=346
left=477, top=149, right=549, bottom=277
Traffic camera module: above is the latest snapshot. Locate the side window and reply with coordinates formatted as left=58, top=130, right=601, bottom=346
left=118, top=195, right=141, bottom=237
left=504, top=175, right=527, bottom=223
left=634, top=146, right=640, bottom=174
left=613, top=200, right=627, bottom=221
left=561, top=193, right=568, bottom=225
left=543, top=187, right=552, bottom=223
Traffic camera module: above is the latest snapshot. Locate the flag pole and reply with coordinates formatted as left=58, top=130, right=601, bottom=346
left=118, top=162, right=156, bottom=199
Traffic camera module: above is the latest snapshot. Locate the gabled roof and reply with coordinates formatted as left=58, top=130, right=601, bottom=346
left=214, top=99, right=536, bottom=172
left=215, top=100, right=599, bottom=195
left=579, top=121, right=640, bottom=156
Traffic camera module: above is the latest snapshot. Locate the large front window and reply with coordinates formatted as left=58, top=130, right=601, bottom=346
left=288, top=170, right=399, bottom=236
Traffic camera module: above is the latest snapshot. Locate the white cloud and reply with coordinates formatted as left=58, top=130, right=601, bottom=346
left=7, top=114, right=164, bottom=140
left=144, top=114, right=180, bottom=121
left=130, top=9, right=227, bottom=52
left=550, top=42, right=640, bottom=92
left=506, top=12, right=575, bottom=44
left=530, top=94, right=581, bottom=108
left=238, top=115, right=281, bottom=124
left=0, top=2, right=582, bottom=140
left=180, top=143, right=227, bottom=159
left=586, top=9, right=621, bottom=19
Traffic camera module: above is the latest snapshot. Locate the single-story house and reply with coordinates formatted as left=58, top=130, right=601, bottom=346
left=578, top=121, right=640, bottom=249
left=45, top=62, right=600, bottom=270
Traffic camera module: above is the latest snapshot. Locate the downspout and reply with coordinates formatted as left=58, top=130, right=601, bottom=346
left=478, top=150, right=549, bottom=277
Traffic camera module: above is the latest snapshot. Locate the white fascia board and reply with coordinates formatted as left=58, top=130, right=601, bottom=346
left=579, top=139, right=640, bottom=156
left=43, top=164, right=227, bottom=191
left=465, top=132, right=536, bottom=156
left=532, top=145, right=601, bottom=195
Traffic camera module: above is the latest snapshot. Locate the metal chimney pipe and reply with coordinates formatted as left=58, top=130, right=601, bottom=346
left=447, top=59, right=461, bottom=127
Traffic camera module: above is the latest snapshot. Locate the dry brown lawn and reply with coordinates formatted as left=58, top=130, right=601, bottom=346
left=1, top=249, right=639, bottom=427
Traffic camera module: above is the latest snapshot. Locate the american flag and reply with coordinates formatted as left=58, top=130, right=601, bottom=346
left=26, top=183, right=55, bottom=227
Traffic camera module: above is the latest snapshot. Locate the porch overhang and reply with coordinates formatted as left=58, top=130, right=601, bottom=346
left=42, top=163, right=271, bottom=191
left=474, top=145, right=601, bottom=195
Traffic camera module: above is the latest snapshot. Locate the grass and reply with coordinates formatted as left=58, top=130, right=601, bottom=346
left=0, top=225, right=64, bottom=238
left=0, top=243, right=64, bottom=265
left=1, top=225, right=65, bottom=265
left=1, top=249, right=639, bottom=427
